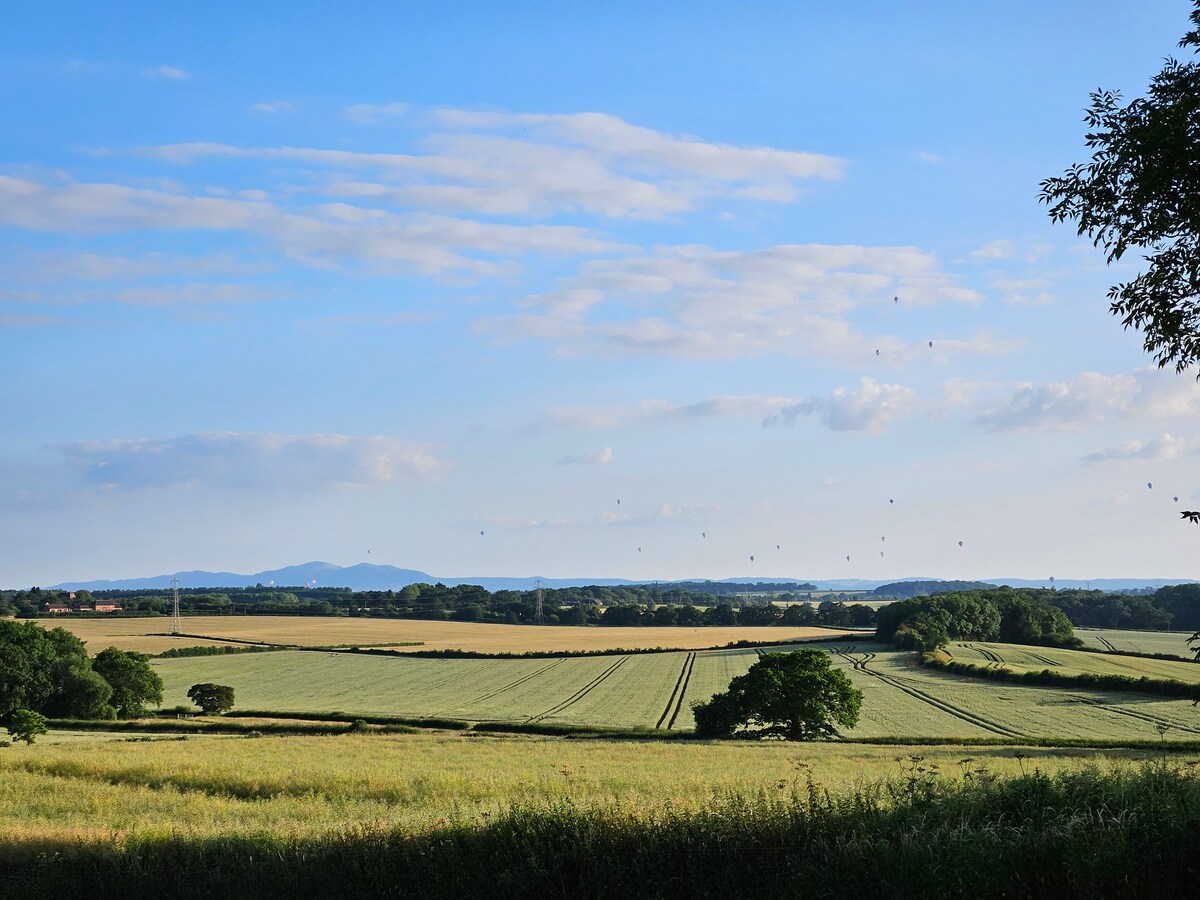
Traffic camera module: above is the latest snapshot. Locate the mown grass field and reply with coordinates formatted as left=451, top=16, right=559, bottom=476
left=0, top=730, right=1180, bottom=842
left=49, top=615, right=861, bottom=655
left=152, top=640, right=1200, bottom=741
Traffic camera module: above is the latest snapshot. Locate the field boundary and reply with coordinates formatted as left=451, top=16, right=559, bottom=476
left=44, top=713, right=1200, bottom=751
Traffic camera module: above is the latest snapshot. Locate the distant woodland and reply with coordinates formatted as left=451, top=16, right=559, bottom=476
left=3, top=582, right=1198, bottom=633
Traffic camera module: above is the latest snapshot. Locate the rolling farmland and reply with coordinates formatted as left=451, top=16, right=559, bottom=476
left=153, top=640, right=1200, bottom=741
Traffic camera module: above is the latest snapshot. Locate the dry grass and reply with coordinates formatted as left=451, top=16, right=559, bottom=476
left=50, top=616, right=859, bottom=655
left=0, top=729, right=1167, bottom=841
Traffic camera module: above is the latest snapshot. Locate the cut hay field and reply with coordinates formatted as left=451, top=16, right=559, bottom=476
left=0, top=729, right=1177, bottom=842
left=152, top=641, right=1200, bottom=741
left=1076, top=628, right=1196, bottom=658
left=49, top=616, right=862, bottom=655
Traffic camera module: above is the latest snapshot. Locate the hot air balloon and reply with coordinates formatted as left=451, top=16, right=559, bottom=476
left=875, top=349, right=880, bottom=356
left=928, top=340, right=934, bottom=348
left=1049, top=576, right=1055, bottom=584
left=702, top=531, right=707, bottom=538
left=1174, top=496, right=1180, bottom=503
left=889, top=499, right=894, bottom=504
left=846, top=555, right=851, bottom=562
left=750, top=555, right=755, bottom=562
left=480, top=531, right=485, bottom=536
left=958, top=540, right=964, bottom=547
left=776, top=544, right=781, bottom=550
left=637, top=546, right=642, bottom=552
left=1147, top=482, right=1153, bottom=490
left=880, top=551, right=885, bottom=557
left=893, top=296, right=899, bottom=303
left=617, top=498, right=621, bottom=505
left=881, top=536, right=886, bottom=542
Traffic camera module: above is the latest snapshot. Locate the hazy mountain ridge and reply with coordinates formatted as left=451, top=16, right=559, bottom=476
left=43, top=562, right=1198, bottom=594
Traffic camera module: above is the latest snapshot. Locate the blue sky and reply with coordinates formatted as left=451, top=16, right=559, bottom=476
left=4, top=1, right=1200, bottom=586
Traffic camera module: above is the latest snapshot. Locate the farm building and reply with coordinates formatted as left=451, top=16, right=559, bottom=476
left=91, top=601, right=123, bottom=613
left=41, top=602, right=71, bottom=614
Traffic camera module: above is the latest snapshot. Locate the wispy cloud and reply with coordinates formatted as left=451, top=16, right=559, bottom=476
left=121, top=106, right=845, bottom=219
left=555, top=447, right=615, bottom=465
left=550, top=395, right=797, bottom=429
left=50, top=432, right=449, bottom=490
left=141, top=65, right=189, bottom=80
left=344, top=102, right=410, bottom=123
left=0, top=175, right=614, bottom=275
left=251, top=100, right=294, bottom=114
left=978, top=369, right=1200, bottom=431
left=482, top=242, right=983, bottom=360
left=1081, top=433, right=1198, bottom=464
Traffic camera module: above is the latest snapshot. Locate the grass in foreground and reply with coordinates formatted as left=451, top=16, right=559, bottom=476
left=2, top=740, right=1198, bottom=898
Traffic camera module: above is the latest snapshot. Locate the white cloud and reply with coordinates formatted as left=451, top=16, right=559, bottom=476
left=978, top=369, right=1200, bottom=431
left=1081, top=433, right=1198, bottom=464
left=50, top=432, right=449, bottom=490
left=141, top=66, right=189, bottom=80
left=765, top=377, right=915, bottom=431
left=555, top=447, right=615, bottom=465
left=914, top=150, right=942, bottom=164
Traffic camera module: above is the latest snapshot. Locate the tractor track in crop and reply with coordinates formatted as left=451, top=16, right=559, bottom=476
left=1094, top=636, right=1118, bottom=653
left=453, top=659, right=567, bottom=710
left=1089, top=700, right=1200, bottom=736
left=658, top=652, right=697, bottom=730
left=837, top=650, right=1024, bottom=738
left=529, top=656, right=630, bottom=723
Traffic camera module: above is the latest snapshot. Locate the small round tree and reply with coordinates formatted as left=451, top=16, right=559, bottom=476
left=691, top=649, right=863, bottom=740
left=186, top=683, right=235, bottom=715
left=8, top=709, right=49, bottom=745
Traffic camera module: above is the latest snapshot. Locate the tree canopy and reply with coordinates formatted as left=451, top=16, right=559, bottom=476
left=874, top=588, right=1079, bottom=651
left=187, top=683, right=235, bottom=715
left=91, top=648, right=163, bottom=719
left=691, top=649, right=863, bottom=741
left=1040, top=1, right=1200, bottom=373
left=0, top=619, right=115, bottom=722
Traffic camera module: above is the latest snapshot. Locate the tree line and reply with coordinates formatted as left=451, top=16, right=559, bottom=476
left=0, top=620, right=163, bottom=728
left=874, top=588, right=1081, bottom=651
left=2, top=583, right=873, bottom=627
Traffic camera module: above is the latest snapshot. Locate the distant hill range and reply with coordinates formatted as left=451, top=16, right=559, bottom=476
left=41, top=562, right=1198, bottom=594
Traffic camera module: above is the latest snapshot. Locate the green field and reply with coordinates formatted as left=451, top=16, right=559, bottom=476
left=153, top=641, right=1200, bottom=742
left=1076, top=628, right=1197, bottom=658
left=946, top=639, right=1200, bottom=682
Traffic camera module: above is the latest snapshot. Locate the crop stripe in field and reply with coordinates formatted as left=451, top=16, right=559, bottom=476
left=837, top=651, right=1024, bottom=738
left=1025, top=652, right=1063, bottom=668
left=1096, top=636, right=1119, bottom=653
left=655, top=653, right=694, bottom=729
left=665, top=653, right=698, bottom=730
left=452, top=659, right=567, bottom=709
left=529, top=656, right=630, bottom=723
left=1089, top=700, right=1200, bottom=736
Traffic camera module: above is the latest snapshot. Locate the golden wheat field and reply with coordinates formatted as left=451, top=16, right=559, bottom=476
left=0, top=729, right=1165, bottom=841
left=48, top=616, right=862, bottom=655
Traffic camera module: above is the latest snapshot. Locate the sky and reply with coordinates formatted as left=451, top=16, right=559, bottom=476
left=3, top=0, right=1200, bottom=587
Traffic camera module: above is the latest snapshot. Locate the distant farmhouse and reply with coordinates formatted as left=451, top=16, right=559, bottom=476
left=91, top=601, right=122, bottom=613
left=41, top=602, right=71, bottom=614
